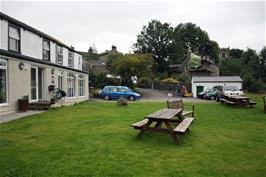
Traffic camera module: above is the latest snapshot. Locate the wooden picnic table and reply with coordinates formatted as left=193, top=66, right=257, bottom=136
left=221, top=95, right=256, bottom=107
left=131, top=108, right=194, bottom=145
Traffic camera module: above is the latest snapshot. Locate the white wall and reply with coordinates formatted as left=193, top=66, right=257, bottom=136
left=62, top=47, right=68, bottom=67
left=0, top=19, right=8, bottom=50
left=74, top=53, right=82, bottom=70
left=21, top=30, right=42, bottom=59
left=192, top=82, right=242, bottom=98
left=0, top=18, right=83, bottom=72
left=50, top=42, right=56, bottom=63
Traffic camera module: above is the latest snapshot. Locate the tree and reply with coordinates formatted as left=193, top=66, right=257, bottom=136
left=174, top=23, right=220, bottom=64
left=219, top=47, right=266, bottom=92
left=259, top=47, right=266, bottom=83
left=229, top=48, right=243, bottom=58
left=111, top=54, right=153, bottom=87
left=134, top=20, right=174, bottom=73
left=106, top=53, right=123, bottom=71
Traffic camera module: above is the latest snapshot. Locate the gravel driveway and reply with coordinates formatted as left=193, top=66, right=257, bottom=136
left=135, top=88, right=212, bottom=103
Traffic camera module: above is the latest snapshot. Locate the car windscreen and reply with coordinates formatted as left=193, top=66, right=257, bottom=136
left=223, top=86, right=238, bottom=91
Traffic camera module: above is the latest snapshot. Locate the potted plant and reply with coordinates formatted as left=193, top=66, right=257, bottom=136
left=18, top=95, right=29, bottom=112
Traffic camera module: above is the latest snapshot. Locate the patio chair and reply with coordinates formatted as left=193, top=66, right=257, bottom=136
left=167, top=99, right=195, bottom=118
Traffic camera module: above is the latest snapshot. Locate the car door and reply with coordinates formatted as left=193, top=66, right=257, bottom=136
left=110, top=87, right=119, bottom=99
left=117, top=87, right=127, bottom=99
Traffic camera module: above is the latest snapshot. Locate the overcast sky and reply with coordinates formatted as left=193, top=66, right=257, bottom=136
left=1, top=1, right=265, bottom=53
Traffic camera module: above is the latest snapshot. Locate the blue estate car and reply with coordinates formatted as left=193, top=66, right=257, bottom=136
left=99, top=86, right=141, bottom=101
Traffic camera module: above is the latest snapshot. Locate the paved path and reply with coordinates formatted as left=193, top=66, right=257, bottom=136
left=0, top=111, right=44, bottom=124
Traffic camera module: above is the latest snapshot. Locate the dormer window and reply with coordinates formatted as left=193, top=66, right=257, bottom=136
left=56, top=45, right=63, bottom=65
left=43, top=39, right=50, bottom=61
left=68, top=51, right=74, bottom=68
left=8, top=25, right=20, bottom=52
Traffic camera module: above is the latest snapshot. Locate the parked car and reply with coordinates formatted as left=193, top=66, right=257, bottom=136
left=98, top=86, right=141, bottom=101
left=204, top=88, right=220, bottom=100
left=222, top=86, right=243, bottom=96
left=197, top=90, right=209, bottom=99
left=216, top=86, right=244, bottom=101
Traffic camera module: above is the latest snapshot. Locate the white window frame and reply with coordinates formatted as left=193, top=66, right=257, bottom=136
left=8, top=25, right=20, bottom=52
left=67, top=73, right=76, bottom=98
left=56, top=45, right=63, bottom=65
left=68, top=51, right=74, bottom=68
left=78, top=75, right=85, bottom=97
left=58, top=71, right=64, bottom=90
left=43, top=39, right=50, bottom=61
left=0, top=58, right=8, bottom=106
left=30, top=66, right=39, bottom=102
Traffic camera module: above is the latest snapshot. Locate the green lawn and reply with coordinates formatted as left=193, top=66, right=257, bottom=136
left=0, top=96, right=265, bottom=177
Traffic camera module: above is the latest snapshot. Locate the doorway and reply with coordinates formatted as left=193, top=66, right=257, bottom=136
left=30, top=67, right=44, bottom=101
left=196, top=86, right=204, bottom=96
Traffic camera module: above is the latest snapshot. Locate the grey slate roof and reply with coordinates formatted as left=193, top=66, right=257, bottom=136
left=192, top=76, right=243, bottom=82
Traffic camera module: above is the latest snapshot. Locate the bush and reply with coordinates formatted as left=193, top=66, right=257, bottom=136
left=91, top=73, right=121, bottom=89
left=161, top=77, right=179, bottom=83
left=137, top=77, right=152, bottom=88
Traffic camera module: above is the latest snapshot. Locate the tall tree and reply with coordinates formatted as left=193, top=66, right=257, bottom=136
left=111, top=54, right=153, bottom=87
left=134, top=20, right=174, bottom=73
left=174, top=23, right=220, bottom=63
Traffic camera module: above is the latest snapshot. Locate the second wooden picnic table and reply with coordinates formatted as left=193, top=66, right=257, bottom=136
left=133, top=108, right=193, bottom=144
left=222, top=95, right=256, bottom=107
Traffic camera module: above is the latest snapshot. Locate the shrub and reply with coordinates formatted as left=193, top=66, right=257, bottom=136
left=137, top=77, right=152, bottom=88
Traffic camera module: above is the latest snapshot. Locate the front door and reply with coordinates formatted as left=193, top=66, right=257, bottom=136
left=30, top=67, right=44, bottom=101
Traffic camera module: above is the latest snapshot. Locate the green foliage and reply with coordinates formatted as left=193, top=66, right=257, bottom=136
left=219, top=58, right=243, bottom=75
left=90, top=72, right=120, bottom=88
left=219, top=47, right=266, bottom=92
left=229, top=48, right=244, bottom=58
left=137, top=77, right=152, bottom=88
left=134, top=21, right=220, bottom=75
left=134, top=20, right=174, bottom=73
left=106, top=53, right=123, bottom=70
left=161, top=77, right=179, bottom=83
left=111, top=54, right=154, bottom=87
left=0, top=100, right=265, bottom=176
left=174, top=23, right=220, bottom=64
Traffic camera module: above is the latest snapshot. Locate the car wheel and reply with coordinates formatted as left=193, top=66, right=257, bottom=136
left=129, top=95, right=135, bottom=101
left=210, top=96, right=215, bottom=100
left=104, top=95, right=110, bottom=100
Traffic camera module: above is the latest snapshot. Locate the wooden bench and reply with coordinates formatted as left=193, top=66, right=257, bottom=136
left=174, top=117, right=194, bottom=133
left=167, top=99, right=195, bottom=117
left=249, top=101, right=256, bottom=105
left=131, top=119, right=148, bottom=129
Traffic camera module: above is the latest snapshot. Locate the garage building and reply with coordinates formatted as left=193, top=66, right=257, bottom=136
left=191, top=76, right=243, bottom=98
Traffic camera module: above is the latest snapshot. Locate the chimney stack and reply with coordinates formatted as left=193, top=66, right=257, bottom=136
left=111, top=45, right=117, bottom=51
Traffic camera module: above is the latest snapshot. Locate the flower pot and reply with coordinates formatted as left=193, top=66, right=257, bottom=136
left=18, top=99, right=29, bottom=112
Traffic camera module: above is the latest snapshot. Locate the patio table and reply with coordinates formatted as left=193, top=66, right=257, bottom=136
left=136, top=108, right=183, bottom=144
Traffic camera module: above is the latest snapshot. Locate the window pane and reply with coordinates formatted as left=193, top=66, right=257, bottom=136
left=68, top=52, right=74, bottom=67
left=9, top=26, right=20, bottom=40
left=9, top=38, right=18, bottom=51
left=43, top=40, right=50, bottom=50
left=31, top=68, right=37, bottom=100
left=0, top=69, right=7, bottom=103
left=43, top=50, right=50, bottom=60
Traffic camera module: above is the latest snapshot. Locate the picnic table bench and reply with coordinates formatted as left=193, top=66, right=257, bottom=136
left=220, top=95, right=256, bottom=107
left=131, top=108, right=194, bottom=145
